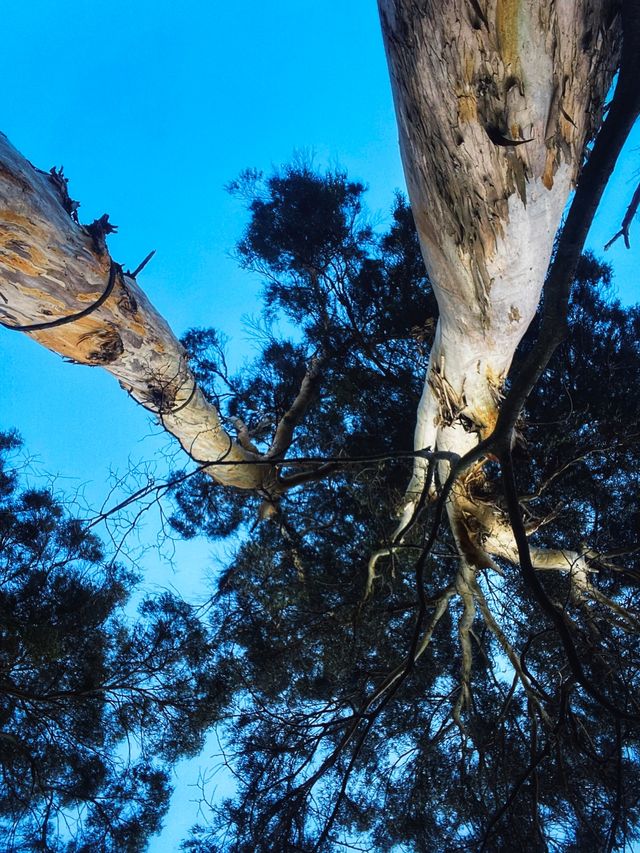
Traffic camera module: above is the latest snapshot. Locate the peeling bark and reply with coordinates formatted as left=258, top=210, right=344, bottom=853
left=0, top=133, right=268, bottom=491
left=379, top=0, right=620, bottom=529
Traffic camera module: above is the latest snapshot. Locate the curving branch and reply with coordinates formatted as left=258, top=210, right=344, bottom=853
left=266, top=354, right=325, bottom=460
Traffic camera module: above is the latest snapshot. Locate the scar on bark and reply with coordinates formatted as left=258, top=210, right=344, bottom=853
left=116, top=280, right=139, bottom=316
left=450, top=507, right=496, bottom=571
left=484, top=124, right=533, bottom=147
left=76, top=327, right=124, bottom=364
left=428, top=363, right=464, bottom=427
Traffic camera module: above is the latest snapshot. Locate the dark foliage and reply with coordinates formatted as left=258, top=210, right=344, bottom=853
left=171, top=165, right=640, bottom=852
left=0, top=435, right=226, bottom=851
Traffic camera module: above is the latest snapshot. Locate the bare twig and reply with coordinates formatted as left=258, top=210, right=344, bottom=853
left=604, top=180, right=640, bottom=249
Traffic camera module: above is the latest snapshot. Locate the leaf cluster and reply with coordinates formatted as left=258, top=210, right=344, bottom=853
left=0, top=436, right=226, bottom=851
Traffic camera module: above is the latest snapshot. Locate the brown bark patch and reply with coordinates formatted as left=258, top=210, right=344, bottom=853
left=75, top=326, right=124, bottom=364
left=0, top=209, right=36, bottom=232
left=117, top=280, right=139, bottom=316
left=508, top=304, right=522, bottom=323
left=542, top=149, right=556, bottom=189
left=428, top=364, right=465, bottom=427
left=145, top=382, right=179, bottom=414
left=473, top=401, right=499, bottom=439
left=450, top=505, right=496, bottom=570
left=0, top=240, right=46, bottom=277
left=496, top=0, right=520, bottom=69
left=458, top=92, right=478, bottom=123
left=0, top=162, right=32, bottom=193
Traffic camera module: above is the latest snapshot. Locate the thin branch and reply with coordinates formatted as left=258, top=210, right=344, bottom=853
left=473, top=582, right=551, bottom=724
left=605, top=179, right=640, bottom=249
left=500, top=448, right=640, bottom=721
left=266, top=354, right=325, bottom=459
left=606, top=719, right=624, bottom=853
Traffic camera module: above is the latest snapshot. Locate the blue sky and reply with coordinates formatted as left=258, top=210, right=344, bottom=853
left=0, top=1, right=638, bottom=848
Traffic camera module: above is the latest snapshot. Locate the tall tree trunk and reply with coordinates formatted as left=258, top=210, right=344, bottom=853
left=379, top=0, right=620, bottom=535
left=0, top=3, right=626, bottom=525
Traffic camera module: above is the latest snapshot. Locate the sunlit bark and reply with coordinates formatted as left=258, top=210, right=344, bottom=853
left=0, top=134, right=268, bottom=490
left=0, top=4, right=628, bottom=543
left=380, top=0, right=620, bottom=536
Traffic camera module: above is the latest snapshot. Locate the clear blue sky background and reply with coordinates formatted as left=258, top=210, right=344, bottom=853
left=0, top=1, right=638, bottom=848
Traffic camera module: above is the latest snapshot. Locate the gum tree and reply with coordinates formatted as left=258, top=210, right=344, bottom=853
left=171, top=172, right=640, bottom=849
left=2, top=0, right=637, bottom=690
left=1, top=2, right=640, bottom=846
left=0, top=1, right=636, bottom=545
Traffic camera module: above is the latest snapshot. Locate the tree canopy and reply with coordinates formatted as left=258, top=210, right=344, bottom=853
left=1, top=159, right=640, bottom=852
left=167, top=166, right=640, bottom=851
left=0, top=433, right=226, bottom=851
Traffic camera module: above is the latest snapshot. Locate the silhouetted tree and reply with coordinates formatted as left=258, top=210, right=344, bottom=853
left=171, top=168, right=640, bottom=851
left=0, top=433, right=227, bottom=851
left=0, top=3, right=639, bottom=849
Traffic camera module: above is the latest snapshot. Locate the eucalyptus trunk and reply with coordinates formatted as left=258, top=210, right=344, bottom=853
left=0, top=2, right=626, bottom=524
left=379, top=0, right=620, bottom=543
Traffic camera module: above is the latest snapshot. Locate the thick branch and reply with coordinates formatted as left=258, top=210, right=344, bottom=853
left=0, top=134, right=266, bottom=490
left=381, top=0, right=622, bottom=521
left=494, top=0, right=640, bottom=440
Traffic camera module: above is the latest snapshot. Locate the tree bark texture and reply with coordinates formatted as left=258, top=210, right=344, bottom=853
left=0, top=134, right=267, bottom=490
left=0, top=3, right=625, bottom=521
left=379, top=0, right=620, bottom=519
